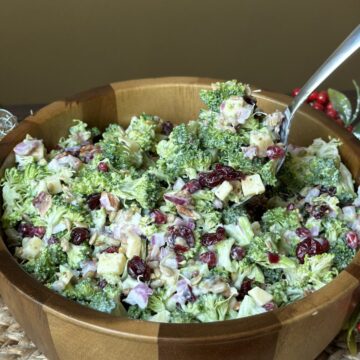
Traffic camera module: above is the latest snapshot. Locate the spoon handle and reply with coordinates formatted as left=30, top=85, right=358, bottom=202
left=281, top=24, right=360, bottom=145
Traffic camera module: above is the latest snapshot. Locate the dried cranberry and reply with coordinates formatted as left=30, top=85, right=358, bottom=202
left=318, top=237, right=330, bottom=252
left=312, top=205, right=330, bottom=219
left=198, top=164, right=244, bottom=189
left=174, top=244, right=189, bottom=254
left=47, top=236, right=59, bottom=245
left=230, top=246, right=246, bottom=261
left=98, top=279, right=108, bottom=289
left=103, top=246, right=119, bottom=253
left=346, top=231, right=360, bottom=250
left=161, top=121, right=174, bottom=136
left=199, top=251, right=217, bottom=268
left=98, top=162, right=109, bottom=172
left=87, top=193, right=101, bottom=210
left=243, top=95, right=257, bottom=105
left=151, top=210, right=167, bottom=224
left=201, top=227, right=226, bottom=246
left=215, top=163, right=245, bottom=181
left=295, top=227, right=312, bottom=239
left=127, top=256, right=151, bottom=281
left=237, top=278, right=252, bottom=300
left=70, top=227, right=90, bottom=245
left=268, top=252, right=280, bottom=264
left=168, top=225, right=195, bottom=247
left=198, top=171, right=224, bottom=188
left=304, top=203, right=313, bottom=213
left=266, top=145, right=285, bottom=160
left=32, top=226, right=46, bottom=238
left=263, top=302, right=277, bottom=312
left=319, top=185, right=336, bottom=196
left=183, top=179, right=202, bottom=194
left=18, top=222, right=45, bottom=238
left=295, top=238, right=324, bottom=263
left=286, top=203, right=295, bottom=211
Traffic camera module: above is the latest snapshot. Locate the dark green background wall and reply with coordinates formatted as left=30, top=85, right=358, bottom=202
left=1, top=0, right=359, bottom=105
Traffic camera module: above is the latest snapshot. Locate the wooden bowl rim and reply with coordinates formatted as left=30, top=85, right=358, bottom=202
left=1, top=76, right=360, bottom=344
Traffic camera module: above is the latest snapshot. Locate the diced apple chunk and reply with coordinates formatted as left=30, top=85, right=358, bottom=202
left=46, top=177, right=63, bottom=194
left=97, top=253, right=126, bottom=277
left=126, top=232, right=142, bottom=259
left=22, top=237, right=43, bottom=260
left=213, top=180, right=233, bottom=201
left=241, top=174, right=265, bottom=197
left=250, top=129, right=274, bottom=156
left=248, top=286, right=273, bottom=306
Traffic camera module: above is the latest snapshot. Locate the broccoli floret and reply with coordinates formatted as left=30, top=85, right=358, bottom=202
left=198, top=111, right=249, bottom=151
left=23, top=243, right=67, bottom=283
left=156, top=122, right=215, bottom=181
left=199, top=80, right=247, bottom=112
left=1, top=164, right=51, bottom=228
left=261, top=207, right=301, bottom=237
left=113, top=172, right=163, bottom=209
left=127, top=304, right=152, bottom=320
left=125, top=113, right=162, bottom=152
left=99, top=124, right=143, bottom=170
left=67, top=243, right=92, bottom=269
left=88, top=292, right=117, bottom=314
left=323, top=218, right=348, bottom=244
left=266, top=281, right=289, bottom=306
left=59, top=120, right=92, bottom=148
left=280, top=148, right=341, bottom=194
left=170, top=309, right=197, bottom=323
left=64, top=278, right=98, bottom=301
left=222, top=205, right=246, bottom=225
left=258, top=160, right=277, bottom=186
left=330, top=240, right=356, bottom=271
left=262, top=267, right=284, bottom=283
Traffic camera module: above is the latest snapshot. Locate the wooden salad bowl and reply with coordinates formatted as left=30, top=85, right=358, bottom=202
left=0, top=77, right=360, bottom=360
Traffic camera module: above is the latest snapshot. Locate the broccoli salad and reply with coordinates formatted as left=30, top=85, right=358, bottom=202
left=1, top=80, right=360, bottom=323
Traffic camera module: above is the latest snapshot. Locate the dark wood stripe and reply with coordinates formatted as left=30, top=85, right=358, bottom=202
left=0, top=251, right=59, bottom=359
left=345, top=261, right=360, bottom=280
left=158, top=312, right=281, bottom=360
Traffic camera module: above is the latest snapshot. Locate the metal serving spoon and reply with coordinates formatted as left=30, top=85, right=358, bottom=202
left=278, top=24, right=360, bottom=170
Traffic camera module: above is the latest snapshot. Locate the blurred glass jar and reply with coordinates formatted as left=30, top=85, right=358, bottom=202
left=0, top=109, right=17, bottom=140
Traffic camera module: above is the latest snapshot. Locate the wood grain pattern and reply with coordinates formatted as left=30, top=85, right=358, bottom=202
left=0, top=77, right=359, bottom=360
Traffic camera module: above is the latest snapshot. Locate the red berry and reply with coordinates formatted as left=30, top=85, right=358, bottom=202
left=87, top=193, right=101, bottom=210
left=201, top=227, right=226, bottom=246
left=296, top=238, right=324, bottom=263
left=291, top=87, right=301, bottom=97
left=346, top=231, right=359, bottom=250
left=168, top=225, right=195, bottom=247
left=70, top=227, right=90, bottom=245
left=295, top=227, right=312, bottom=239
left=103, top=246, right=119, bottom=253
left=237, top=279, right=252, bottom=300
left=127, top=256, right=151, bottom=281
left=98, top=162, right=109, bottom=172
left=230, top=246, right=246, bottom=261
left=307, top=91, right=319, bottom=103
left=268, top=252, right=280, bottom=264
left=334, top=118, right=344, bottom=127
left=357, top=322, right=360, bottom=332
left=263, top=302, right=277, bottom=312
left=183, top=179, right=202, bottom=194
left=317, top=91, right=329, bottom=105
left=266, top=145, right=285, bottom=160
left=161, top=121, right=174, bottom=136
left=325, top=108, right=338, bottom=119
left=311, top=102, right=325, bottom=111
left=151, top=210, right=167, bottom=224
left=199, top=251, right=217, bottom=268
left=326, top=102, right=334, bottom=111
left=347, top=125, right=354, bottom=132
left=286, top=203, right=295, bottom=211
